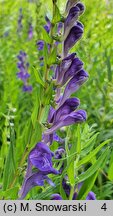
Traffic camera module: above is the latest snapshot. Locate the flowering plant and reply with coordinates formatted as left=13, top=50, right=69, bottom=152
left=19, top=0, right=108, bottom=200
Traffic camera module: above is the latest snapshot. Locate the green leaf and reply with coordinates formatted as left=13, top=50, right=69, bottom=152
left=43, top=83, right=53, bottom=105
left=52, top=4, right=61, bottom=24
left=40, top=105, right=50, bottom=124
left=43, top=42, right=48, bottom=66
left=0, top=187, right=19, bottom=199
left=82, top=132, right=99, bottom=149
left=75, top=148, right=109, bottom=184
left=77, top=139, right=110, bottom=168
left=77, top=172, right=98, bottom=200
left=31, top=94, right=39, bottom=128
left=41, top=27, right=52, bottom=44
left=108, top=149, right=113, bottom=180
left=48, top=47, right=57, bottom=65
left=77, top=124, right=81, bottom=154
left=3, top=127, right=16, bottom=190
left=31, top=123, right=42, bottom=147
left=33, top=67, right=45, bottom=87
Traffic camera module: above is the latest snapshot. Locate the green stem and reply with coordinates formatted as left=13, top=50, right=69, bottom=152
left=9, top=145, right=30, bottom=188
left=69, top=185, right=74, bottom=200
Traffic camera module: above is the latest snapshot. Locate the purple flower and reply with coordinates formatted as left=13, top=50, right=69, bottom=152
left=22, top=85, right=32, bottom=92
left=62, top=177, right=70, bottom=197
left=45, top=109, right=86, bottom=135
left=51, top=194, right=63, bottom=200
left=17, top=51, right=26, bottom=62
left=20, top=0, right=89, bottom=200
left=64, top=22, right=84, bottom=57
left=57, top=22, right=63, bottom=34
left=55, top=53, right=76, bottom=85
left=17, top=71, right=30, bottom=81
left=60, top=69, right=88, bottom=106
left=43, top=132, right=64, bottom=145
left=62, top=177, right=96, bottom=200
left=17, top=8, right=23, bottom=34
left=19, top=171, right=55, bottom=199
left=29, top=142, right=59, bottom=174
left=64, top=6, right=80, bottom=40
left=52, top=98, right=80, bottom=123
left=44, top=16, right=51, bottom=33
left=37, top=40, right=44, bottom=50
left=86, top=191, right=96, bottom=200
left=53, top=133, right=64, bottom=144
left=54, top=147, right=65, bottom=159
left=17, top=51, right=32, bottom=92
left=44, top=98, right=81, bottom=135
left=61, top=57, right=84, bottom=86
left=76, top=2, right=85, bottom=15
left=66, top=0, right=80, bottom=13
left=44, top=25, right=50, bottom=33
left=44, top=98, right=80, bottom=136
left=47, top=106, right=55, bottom=123
left=19, top=142, right=59, bottom=199
left=28, top=23, right=33, bottom=39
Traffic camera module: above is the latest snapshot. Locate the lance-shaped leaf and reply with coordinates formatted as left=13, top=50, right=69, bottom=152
left=64, top=22, right=84, bottom=57
left=60, top=69, right=88, bottom=106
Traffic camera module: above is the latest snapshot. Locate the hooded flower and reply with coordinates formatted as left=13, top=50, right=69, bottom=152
left=44, top=98, right=80, bottom=135
left=51, top=194, right=63, bottom=200
left=19, top=142, right=59, bottom=199
left=45, top=109, right=86, bottom=135
left=20, top=0, right=90, bottom=200
left=65, top=0, right=80, bottom=13
left=64, top=6, right=80, bottom=40
left=19, top=171, right=55, bottom=199
left=53, top=98, right=80, bottom=123
left=64, top=22, right=84, bottom=57
left=86, top=191, right=96, bottom=200
left=54, top=147, right=65, bottom=159
left=55, top=53, right=76, bottom=85
left=59, top=69, right=88, bottom=106
left=76, top=2, right=85, bottom=15
left=29, top=142, right=59, bottom=174
left=61, top=57, right=84, bottom=86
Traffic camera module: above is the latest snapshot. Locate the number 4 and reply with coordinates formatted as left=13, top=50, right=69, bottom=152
left=101, top=203, right=107, bottom=211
